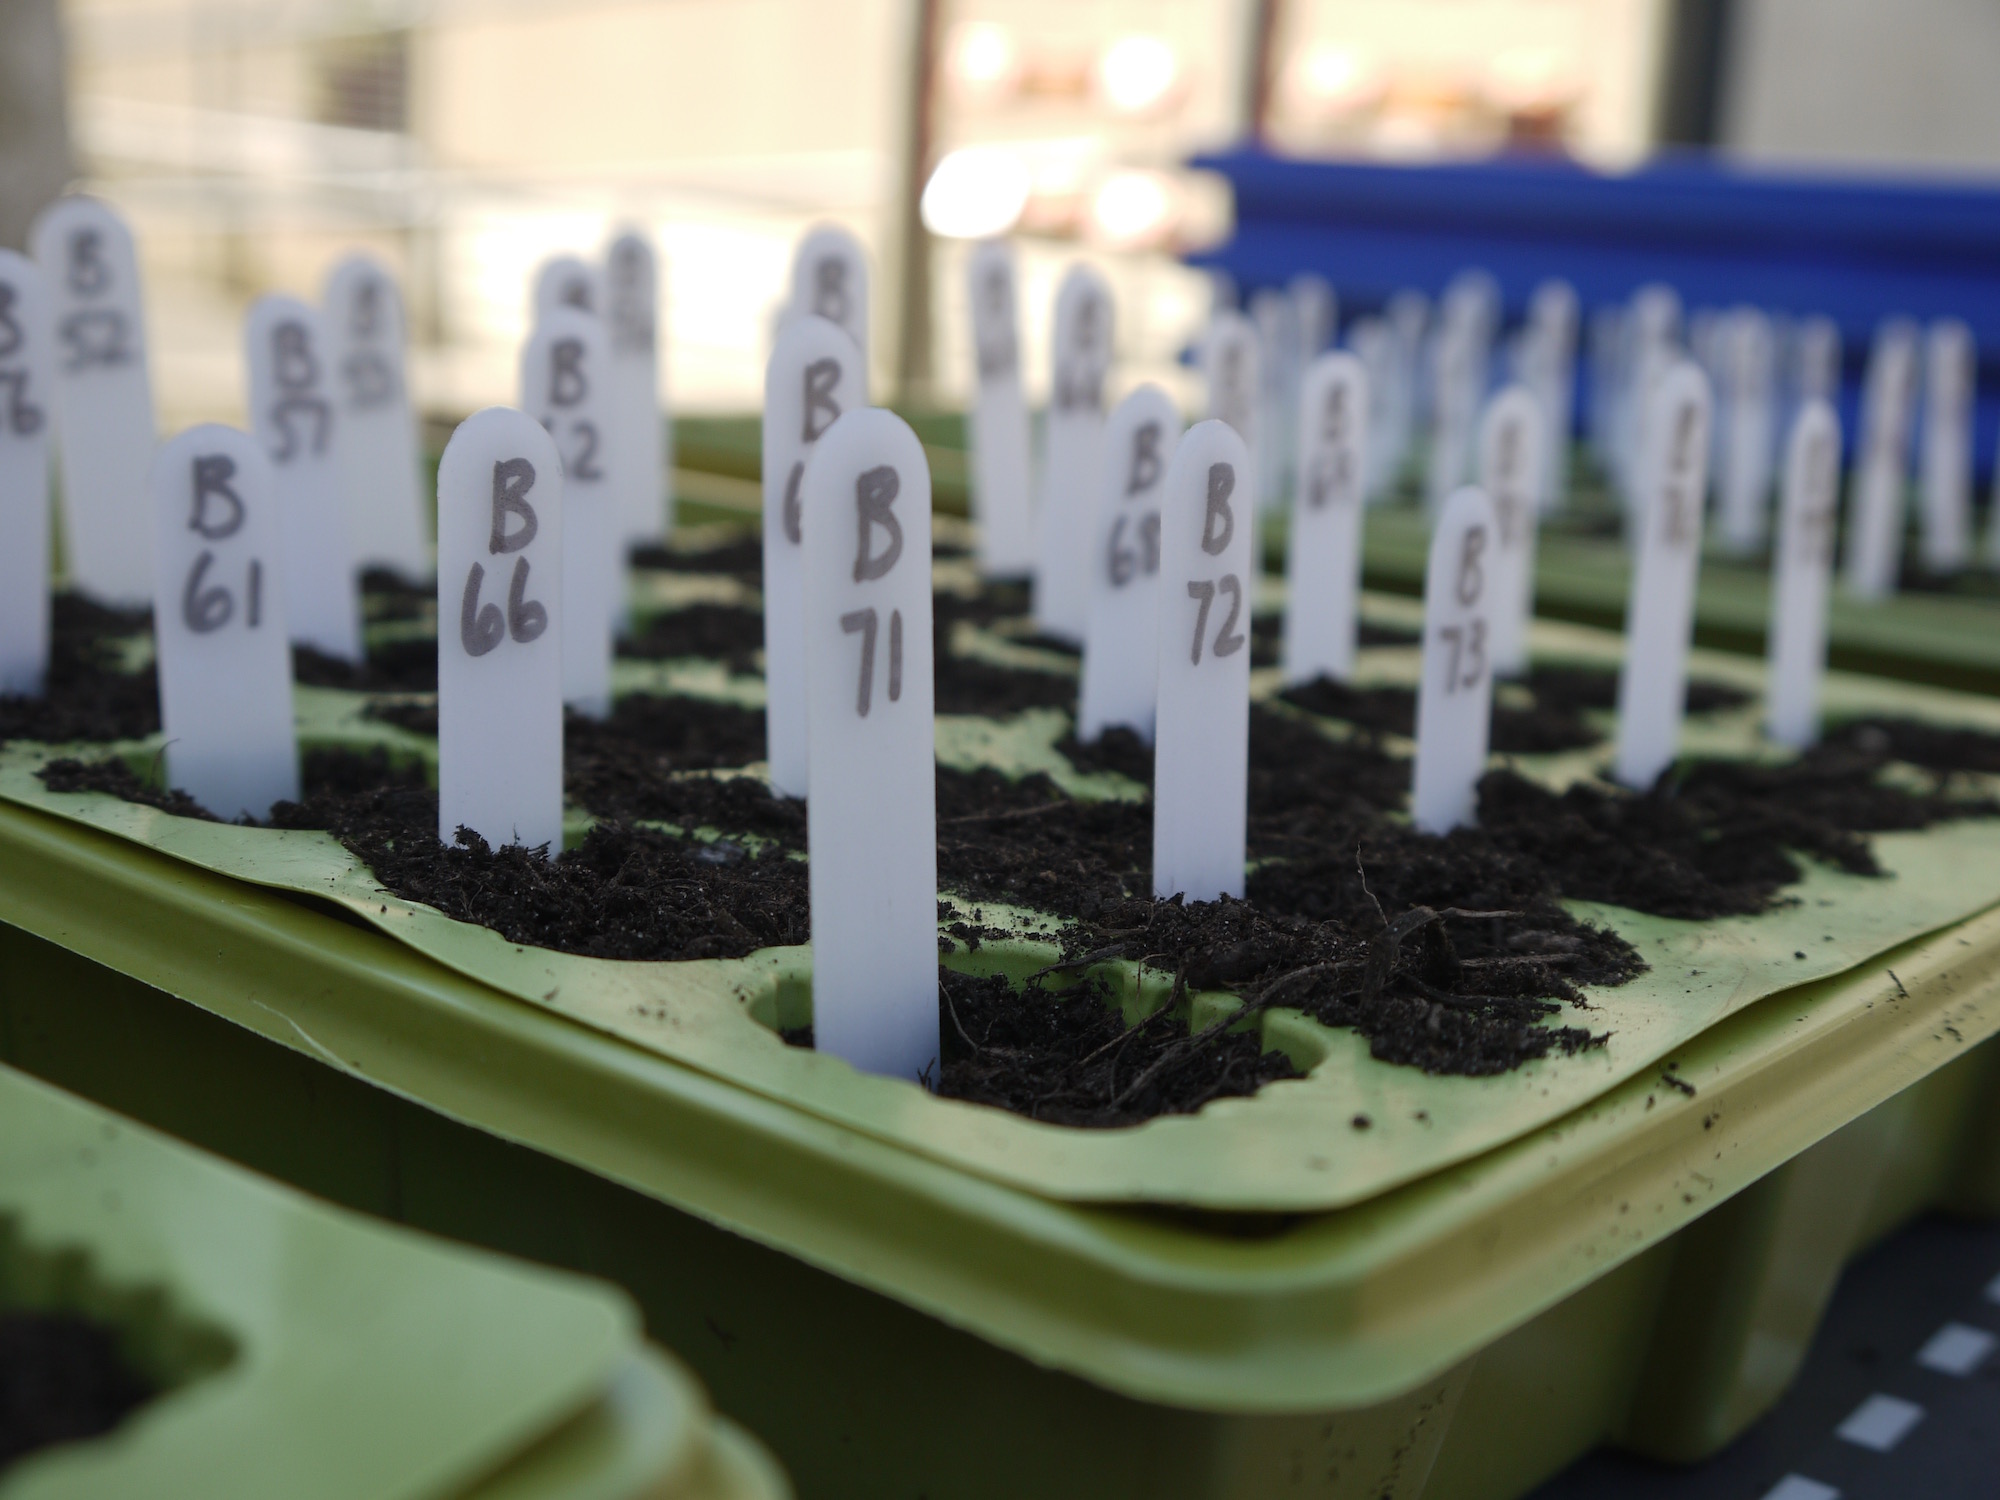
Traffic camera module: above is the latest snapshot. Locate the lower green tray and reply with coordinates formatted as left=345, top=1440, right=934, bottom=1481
left=2, top=811, right=1997, bottom=1497
left=0, top=1061, right=789, bottom=1500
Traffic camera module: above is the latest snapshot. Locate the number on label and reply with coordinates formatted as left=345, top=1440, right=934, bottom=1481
left=840, top=605, right=904, bottom=717
left=1185, top=574, right=1246, bottom=665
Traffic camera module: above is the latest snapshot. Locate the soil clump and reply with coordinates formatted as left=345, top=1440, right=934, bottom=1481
left=0, top=1312, right=156, bottom=1469
left=0, top=595, right=158, bottom=745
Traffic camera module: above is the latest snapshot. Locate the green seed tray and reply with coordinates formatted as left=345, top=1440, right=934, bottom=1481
left=7, top=600, right=2000, bottom=1214
left=0, top=1061, right=790, bottom=1500
left=6, top=568, right=2000, bottom=1495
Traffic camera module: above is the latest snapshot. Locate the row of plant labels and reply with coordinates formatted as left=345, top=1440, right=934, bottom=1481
left=964, top=250, right=1978, bottom=613
left=0, top=195, right=672, bottom=697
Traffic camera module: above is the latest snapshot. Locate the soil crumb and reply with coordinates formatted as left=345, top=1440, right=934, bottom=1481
left=0, top=1311, right=156, bottom=1469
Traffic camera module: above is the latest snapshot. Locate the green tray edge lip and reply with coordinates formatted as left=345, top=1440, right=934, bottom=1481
left=4, top=791, right=1997, bottom=1416
left=0, top=1061, right=686, bottom=1500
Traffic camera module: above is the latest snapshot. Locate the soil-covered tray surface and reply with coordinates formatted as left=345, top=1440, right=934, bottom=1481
left=10, top=540, right=2000, bottom=1208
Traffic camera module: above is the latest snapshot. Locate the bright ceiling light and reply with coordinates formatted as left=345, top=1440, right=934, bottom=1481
left=1293, top=43, right=1380, bottom=109
left=1089, top=169, right=1178, bottom=248
left=921, top=146, right=1032, bottom=240
left=1097, top=35, right=1179, bottom=116
left=951, top=22, right=1020, bottom=99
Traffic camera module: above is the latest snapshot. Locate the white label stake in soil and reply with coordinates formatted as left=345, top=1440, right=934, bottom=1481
left=150, top=424, right=296, bottom=820
left=1280, top=351, right=1368, bottom=685
left=605, top=229, right=668, bottom=545
left=1844, top=319, right=1920, bottom=601
left=30, top=196, right=157, bottom=604
left=1766, top=399, right=1842, bottom=750
left=800, top=408, right=937, bottom=1082
left=246, top=295, right=363, bottom=662
left=1154, top=419, right=1254, bottom=902
left=762, top=314, right=865, bottom=797
left=789, top=225, right=870, bottom=363
left=1077, top=384, right=1181, bottom=742
left=1920, top=318, right=1973, bottom=574
left=965, top=240, right=1033, bottom=577
left=533, top=255, right=599, bottom=322
left=522, top=306, right=618, bottom=718
left=1613, top=360, right=1714, bottom=790
left=0, top=252, right=52, bottom=694
left=1475, top=384, right=1545, bottom=678
left=437, top=408, right=565, bottom=853
left=323, top=254, right=429, bottom=579
left=1033, top=264, right=1113, bottom=643
left=1411, top=485, right=1500, bottom=835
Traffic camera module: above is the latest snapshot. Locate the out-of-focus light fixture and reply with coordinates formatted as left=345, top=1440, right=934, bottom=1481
left=1485, top=46, right=1574, bottom=113
left=1088, top=169, right=1179, bottom=248
left=1097, top=35, right=1180, bottom=116
left=1290, top=43, right=1381, bottom=112
left=921, top=146, right=1032, bottom=239
left=951, top=22, right=1021, bottom=101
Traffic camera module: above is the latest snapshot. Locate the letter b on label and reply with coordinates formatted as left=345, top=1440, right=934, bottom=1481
left=1201, top=463, right=1236, bottom=556
left=852, top=464, right=903, bottom=582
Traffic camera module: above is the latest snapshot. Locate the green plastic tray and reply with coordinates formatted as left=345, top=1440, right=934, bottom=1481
left=6, top=586, right=2000, bottom=1495
left=0, top=1063, right=790, bottom=1500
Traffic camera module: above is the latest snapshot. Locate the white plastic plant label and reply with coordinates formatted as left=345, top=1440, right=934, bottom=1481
left=150, top=425, right=296, bottom=821
left=1280, top=351, right=1368, bottom=685
left=533, top=255, right=600, bottom=321
left=1290, top=273, right=1336, bottom=359
left=800, top=407, right=937, bottom=1082
left=521, top=306, right=618, bottom=718
left=789, top=224, right=870, bottom=362
left=1919, top=318, right=1973, bottom=574
left=246, top=295, right=362, bottom=662
left=0, top=252, right=52, bottom=694
left=1717, top=307, right=1777, bottom=555
left=1033, top=264, right=1113, bottom=643
left=1766, top=399, right=1841, bottom=750
left=965, top=239, right=1033, bottom=577
left=436, top=408, right=564, bottom=852
left=1843, top=319, right=1920, bottom=601
left=1475, top=383, right=1545, bottom=678
left=1613, top=360, right=1713, bottom=790
left=1204, top=308, right=1260, bottom=463
left=761, top=313, right=865, bottom=797
left=1525, top=278, right=1577, bottom=513
left=1076, top=384, right=1180, bottom=743
left=1793, top=315, right=1841, bottom=404
left=1425, top=318, right=1478, bottom=514
left=605, top=228, right=667, bottom=546
left=1153, top=419, right=1253, bottom=903
left=1250, top=287, right=1300, bottom=513
left=29, top=195, right=157, bottom=604
left=1411, top=485, right=1499, bottom=836
left=323, top=253, right=428, bottom=579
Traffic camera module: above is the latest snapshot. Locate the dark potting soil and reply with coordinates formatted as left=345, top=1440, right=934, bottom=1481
left=293, top=637, right=440, bottom=693
left=564, top=696, right=770, bottom=820
left=629, top=536, right=764, bottom=581
left=935, top=967, right=1301, bottom=1127
left=934, top=652, right=1073, bottom=715
left=618, top=604, right=763, bottom=674
left=1276, top=666, right=1753, bottom=756
left=40, top=745, right=430, bottom=822
left=0, top=595, right=158, bottom=745
left=0, top=1311, right=156, bottom=1470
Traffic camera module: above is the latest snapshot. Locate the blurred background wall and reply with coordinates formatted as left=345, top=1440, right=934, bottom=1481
left=4, top=0, right=1992, bottom=438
